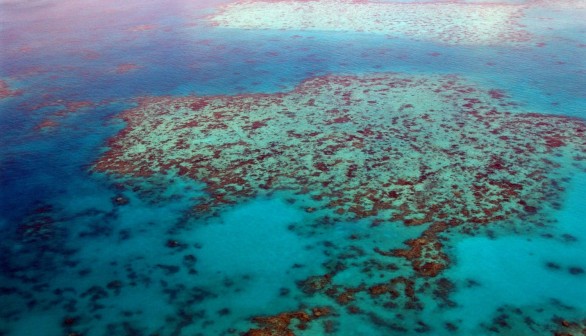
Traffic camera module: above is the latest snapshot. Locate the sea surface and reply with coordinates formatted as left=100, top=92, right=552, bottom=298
left=1, top=0, right=585, bottom=335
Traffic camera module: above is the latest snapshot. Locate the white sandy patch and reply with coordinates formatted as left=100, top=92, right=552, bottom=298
left=209, top=0, right=530, bottom=45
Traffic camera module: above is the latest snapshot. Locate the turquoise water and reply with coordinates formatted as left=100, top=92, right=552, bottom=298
left=443, top=173, right=586, bottom=333
left=1, top=0, right=585, bottom=335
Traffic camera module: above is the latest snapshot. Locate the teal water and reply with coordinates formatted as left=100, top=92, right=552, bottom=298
left=444, top=173, right=586, bottom=333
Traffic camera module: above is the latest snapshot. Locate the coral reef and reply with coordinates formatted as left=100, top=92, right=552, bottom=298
left=95, top=73, right=586, bottom=275
left=94, top=73, right=586, bottom=334
left=244, top=307, right=332, bottom=335
left=208, top=0, right=531, bottom=45
left=0, top=79, right=22, bottom=99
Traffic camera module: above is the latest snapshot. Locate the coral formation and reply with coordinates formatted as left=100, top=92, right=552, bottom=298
left=208, top=0, right=531, bottom=45
left=94, top=73, right=586, bottom=334
left=95, top=73, right=586, bottom=276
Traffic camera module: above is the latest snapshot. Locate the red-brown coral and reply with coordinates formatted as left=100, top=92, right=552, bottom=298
left=94, top=73, right=586, bottom=279
left=244, top=308, right=331, bottom=335
left=0, top=79, right=22, bottom=99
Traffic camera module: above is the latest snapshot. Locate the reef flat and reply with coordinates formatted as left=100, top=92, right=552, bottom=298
left=94, top=73, right=586, bottom=334
left=209, top=0, right=531, bottom=45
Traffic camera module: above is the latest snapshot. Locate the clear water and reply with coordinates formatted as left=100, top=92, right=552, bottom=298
left=1, top=0, right=585, bottom=335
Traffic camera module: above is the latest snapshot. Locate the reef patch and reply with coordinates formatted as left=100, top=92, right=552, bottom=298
left=0, top=79, right=22, bottom=99
left=208, top=0, right=531, bottom=45
left=95, top=73, right=586, bottom=275
left=94, top=73, right=586, bottom=334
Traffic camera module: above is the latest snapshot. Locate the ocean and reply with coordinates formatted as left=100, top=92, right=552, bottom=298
left=1, top=0, right=585, bottom=335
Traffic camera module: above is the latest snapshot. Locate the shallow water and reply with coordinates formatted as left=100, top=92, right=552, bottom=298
left=1, top=0, right=585, bottom=335
left=443, top=173, right=586, bottom=333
